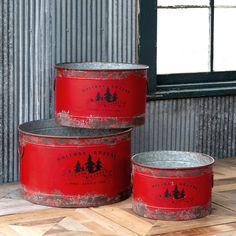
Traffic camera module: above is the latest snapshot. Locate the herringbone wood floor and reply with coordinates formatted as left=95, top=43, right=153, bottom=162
left=1, top=158, right=236, bottom=235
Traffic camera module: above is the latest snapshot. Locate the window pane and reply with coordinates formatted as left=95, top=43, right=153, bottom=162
left=156, top=9, right=210, bottom=74
left=158, top=0, right=210, bottom=7
left=214, top=9, right=236, bottom=71
left=215, top=0, right=236, bottom=6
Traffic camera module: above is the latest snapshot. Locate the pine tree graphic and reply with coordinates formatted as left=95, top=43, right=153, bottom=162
left=75, top=161, right=81, bottom=173
left=173, top=185, right=181, bottom=199
left=180, top=189, right=185, bottom=199
left=85, top=154, right=95, bottom=173
left=96, top=92, right=102, bottom=101
left=164, top=189, right=170, bottom=198
left=95, top=159, right=102, bottom=171
left=104, top=88, right=113, bottom=102
left=173, top=185, right=185, bottom=199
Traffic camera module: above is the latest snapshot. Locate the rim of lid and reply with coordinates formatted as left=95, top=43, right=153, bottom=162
left=55, top=62, right=149, bottom=71
left=132, top=151, right=215, bottom=170
left=18, top=119, right=131, bottom=139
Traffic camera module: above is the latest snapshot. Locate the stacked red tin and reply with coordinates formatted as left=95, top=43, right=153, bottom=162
left=19, top=62, right=148, bottom=207
left=19, top=62, right=214, bottom=220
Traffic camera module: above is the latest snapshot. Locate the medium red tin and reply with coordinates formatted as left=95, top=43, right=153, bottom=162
left=19, top=119, right=131, bottom=207
left=132, top=151, right=214, bottom=220
left=55, top=62, right=148, bottom=128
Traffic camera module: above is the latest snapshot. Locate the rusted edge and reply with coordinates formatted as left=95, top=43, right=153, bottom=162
left=56, top=112, right=145, bottom=129
left=132, top=199, right=212, bottom=221
left=19, top=118, right=131, bottom=146
left=21, top=186, right=131, bottom=208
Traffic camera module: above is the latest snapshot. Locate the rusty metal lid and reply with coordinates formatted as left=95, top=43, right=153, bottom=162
left=55, top=62, right=149, bottom=71
left=132, top=151, right=215, bottom=169
left=19, top=119, right=131, bottom=138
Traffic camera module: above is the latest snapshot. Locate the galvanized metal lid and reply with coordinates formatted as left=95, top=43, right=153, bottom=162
left=19, top=119, right=131, bottom=138
left=55, top=62, right=149, bottom=71
left=132, top=151, right=215, bottom=169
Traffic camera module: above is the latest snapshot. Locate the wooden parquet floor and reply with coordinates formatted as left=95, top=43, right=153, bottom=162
left=1, top=158, right=236, bottom=236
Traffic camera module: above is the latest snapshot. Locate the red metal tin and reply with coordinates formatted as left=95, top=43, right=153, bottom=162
left=19, top=119, right=131, bottom=207
left=55, top=62, right=148, bottom=128
left=132, top=151, right=214, bottom=220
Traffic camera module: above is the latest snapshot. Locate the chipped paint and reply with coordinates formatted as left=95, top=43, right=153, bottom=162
left=132, top=199, right=211, bottom=221
left=19, top=120, right=131, bottom=147
left=21, top=186, right=131, bottom=208
left=56, top=112, right=145, bottom=129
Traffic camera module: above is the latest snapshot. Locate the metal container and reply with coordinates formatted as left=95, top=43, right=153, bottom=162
left=19, top=119, right=131, bottom=207
left=132, top=151, right=214, bottom=220
left=55, top=62, right=148, bottom=128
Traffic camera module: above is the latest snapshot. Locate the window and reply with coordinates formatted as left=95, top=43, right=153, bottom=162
left=139, top=0, right=236, bottom=99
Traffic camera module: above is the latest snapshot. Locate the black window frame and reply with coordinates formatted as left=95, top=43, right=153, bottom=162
left=139, top=0, right=236, bottom=100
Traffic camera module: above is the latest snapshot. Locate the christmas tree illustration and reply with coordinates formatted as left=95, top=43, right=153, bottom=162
left=96, top=92, right=103, bottom=101
left=104, top=88, right=113, bottom=102
left=173, top=185, right=185, bottom=199
left=85, top=154, right=96, bottom=173
left=112, top=92, right=118, bottom=102
left=95, top=159, right=102, bottom=171
left=180, top=189, right=185, bottom=198
left=96, top=88, right=118, bottom=103
left=173, top=185, right=180, bottom=199
left=75, top=161, right=81, bottom=173
left=164, top=189, right=170, bottom=198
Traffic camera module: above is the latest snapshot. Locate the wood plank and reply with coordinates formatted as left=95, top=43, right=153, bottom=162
left=82, top=221, right=118, bottom=235
left=8, top=225, right=44, bottom=236
left=157, top=222, right=236, bottom=236
left=213, top=192, right=236, bottom=211
left=57, top=217, right=94, bottom=232
left=43, top=224, right=71, bottom=235
left=0, top=198, right=49, bottom=216
left=147, top=204, right=236, bottom=235
left=208, top=230, right=236, bottom=236
left=91, top=207, right=153, bottom=236
left=213, top=183, right=236, bottom=193
left=214, top=177, right=236, bottom=186
left=0, top=208, right=73, bottom=226
left=0, top=226, right=21, bottom=236
left=75, top=208, right=139, bottom=236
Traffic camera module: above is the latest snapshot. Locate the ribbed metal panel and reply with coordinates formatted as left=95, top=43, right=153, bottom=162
left=0, top=0, right=137, bottom=183
left=0, top=0, right=15, bottom=183
left=132, top=96, right=236, bottom=159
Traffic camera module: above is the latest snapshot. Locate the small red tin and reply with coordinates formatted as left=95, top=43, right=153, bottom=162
left=19, top=119, right=131, bottom=207
left=132, top=151, right=214, bottom=220
left=55, top=62, right=148, bottom=128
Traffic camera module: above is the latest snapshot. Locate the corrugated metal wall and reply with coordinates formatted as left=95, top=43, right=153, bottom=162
left=0, top=0, right=137, bottom=183
left=1, top=0, right=236, bottom=183
left=132, top=96, right=236, bottom=158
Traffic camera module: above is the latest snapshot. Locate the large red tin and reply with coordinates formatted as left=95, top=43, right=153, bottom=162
left=19, top=119, right=131, bottom=207
left=55, top=62, right=148, bottom=128
left=132, top=151, right=214, bottom=220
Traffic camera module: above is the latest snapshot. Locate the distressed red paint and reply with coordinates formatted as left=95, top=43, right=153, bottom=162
left=131, top=151, right=214, bottom=220
left=55, top=62, right=148, bottom=128
left=19, top=119, right=132, bottom=207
